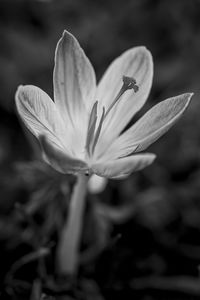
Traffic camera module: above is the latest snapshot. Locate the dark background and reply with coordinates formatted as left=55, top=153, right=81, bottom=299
left=1, top=0, right=200, bottom=299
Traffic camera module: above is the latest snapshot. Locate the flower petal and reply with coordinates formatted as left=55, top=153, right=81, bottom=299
left=92, top=153, right=156, bottom=179
left=15, top=85, right=70, bottom=152
left=88, top=175, right=107, bottom=194
left=53, top=30, right=96, bottom=131
left=39, top=136, right=88, bottom=174
left=107, top=93, right=193, bottom=157
left=96, top=46, right=153, bottom=150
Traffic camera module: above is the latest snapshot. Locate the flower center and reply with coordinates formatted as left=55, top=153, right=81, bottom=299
left=85, top=76, right=139, bottom=157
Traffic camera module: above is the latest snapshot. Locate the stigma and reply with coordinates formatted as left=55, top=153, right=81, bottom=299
left=104, top=75, right=139, bottom=118
left=122, top=76, right=139, bottom=92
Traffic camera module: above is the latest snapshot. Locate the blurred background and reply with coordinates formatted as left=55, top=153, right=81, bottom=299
left=1, top=0, right=200, bottom=299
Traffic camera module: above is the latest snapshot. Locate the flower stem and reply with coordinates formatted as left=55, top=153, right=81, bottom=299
left=56, top=174, right=88, bottom=275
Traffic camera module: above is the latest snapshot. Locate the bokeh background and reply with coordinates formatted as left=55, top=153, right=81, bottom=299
left=1, top=0, right=200, bottom=299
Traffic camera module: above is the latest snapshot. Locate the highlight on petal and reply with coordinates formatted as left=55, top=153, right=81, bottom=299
left=96, top=46, right=153, bottom=150
left=39, top=136, right=88, bottom=174
left=88, top=175, right=107, bottom=194
left=54, top=30, right=96, bottom=129
left=106, top=93, right=193, bottom=158
left=92, top=153, right=156, bottom=179
left=15, top=85, right=68, bottom=151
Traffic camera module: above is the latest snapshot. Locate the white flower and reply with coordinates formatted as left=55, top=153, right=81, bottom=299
left=15, top=30, right=193, bottom=179
left=88, top=174, right=108, bottom=194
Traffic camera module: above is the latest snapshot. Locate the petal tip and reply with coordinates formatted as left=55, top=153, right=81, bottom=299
left=138, top=45, right=151, bottom=54
left=61, top=29, right=75, bottom=43
left=56, top=30, right=71, bottom=52
left=62, top=29, right=69, bottom=39
left=186, top=92, right=194, bottom=101
left=185, top=92, right=194, bottom=106
left=15, top=85, right=27, bottom=106
left=15, top=85, right=42, bottom=103
left=136, top=46, right=153, bottom=62
left=15, top=84, right=25, bottom=95
left=143, top=153, right=157, bottom=164
left=150, top=153, right=157, bottom=162
left=177, top=92, right=194, bottom=110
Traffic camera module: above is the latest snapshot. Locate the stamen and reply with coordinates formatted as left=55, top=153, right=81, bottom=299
left=86, top=101, right=98, bottom=155
left=91, top=106, right=105, bottom=154
left=86, top=103, right=105, bottom=156
left=104, top=75, right=139, bottom=118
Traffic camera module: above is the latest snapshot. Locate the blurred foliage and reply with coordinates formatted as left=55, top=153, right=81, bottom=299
left=1, top=0, right=200, bottom=299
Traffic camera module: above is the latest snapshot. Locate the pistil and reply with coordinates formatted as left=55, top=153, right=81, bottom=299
left=104, top=76, right=139, bottom=118
left=85, top=76, right=139, bottom=157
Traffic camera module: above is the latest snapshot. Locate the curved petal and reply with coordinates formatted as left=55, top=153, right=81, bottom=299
left=53, top=30, right=96, bottom=132
left=15, top=85, right=70, bottom=153
left=39, top=136, right=88, bottom=174
left=96, top=46, right=153, bottom=153
left=88, top=175, right=107, bottom=194
left=92, top=153, right=156, bottom=179
left=107, top=93, right=193, bottom=157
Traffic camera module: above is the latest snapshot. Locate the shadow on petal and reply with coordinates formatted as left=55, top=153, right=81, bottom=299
left=39, top=135, right=88, bottom=175
left=92, top=153, right=156, bottom=179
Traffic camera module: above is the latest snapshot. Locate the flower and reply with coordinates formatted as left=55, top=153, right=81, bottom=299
left=15, top=30, right=193, bottom=179
left=88, top=174, right=108, bottom=194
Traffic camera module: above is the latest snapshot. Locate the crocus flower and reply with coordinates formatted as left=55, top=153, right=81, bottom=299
left=15, top=30, right=192, bottom=179
left=88, top=174, right=108, bottom=194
